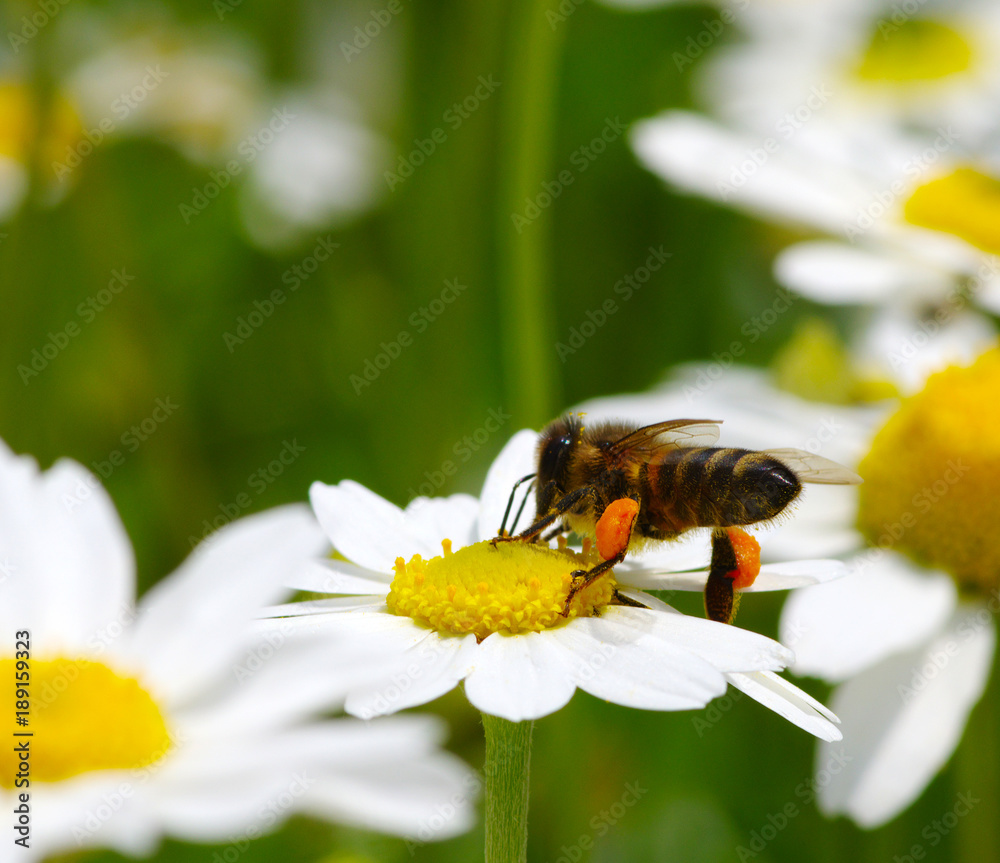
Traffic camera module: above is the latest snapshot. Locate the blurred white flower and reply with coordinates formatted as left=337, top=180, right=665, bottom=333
left=579, top=347, right=1000, bottom=827
left=264, top=431, right=844, bottom=739
left=630, top=0, right=1000, bottom=333
left=634, top=112, right=1000, bottom=318
left=700, top=0, right=1000, bottom=144
left=238, top=97, right=389, bottom=250
left=60, top=14, right=390, bottom=245
left=0, top=439, right=476, bottom=860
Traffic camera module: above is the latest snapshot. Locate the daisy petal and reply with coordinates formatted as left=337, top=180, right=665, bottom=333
left=551, top=616, right=726, bottom=711
left=126, top=504, right=328, bottom=702
left=601, top=606, right=793, bottom=672
left=774, top=241, right=943, bottom=305
left=626, top=559, right=846, bottom=593
left=477, top=429, right=539, bottom=541
left=310, top=480, right=432, bottom=571
left=726, top=671, right=842, bottom=742
left=290, top=557, right=392, bottom=595
left=344, top=632, right=479, bottom=719
left=463, top=632, right=578, bottom=721
left=817, top=606, right=995, bottom=827
left=0, top=445, right=135, bottom=650
left=781, top=553, right=957, bottom=682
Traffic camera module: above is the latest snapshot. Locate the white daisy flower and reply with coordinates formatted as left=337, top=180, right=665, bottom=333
left=699, top=0, right=1000, bottom=146
left=266, top=430, right=845, bottom=741
left=630, top=0, right=1000, bottom=326
left=0, top=439, right=476, bottom=860
left=633, top=110, right=1000, bottom=323
left=582, top=349, right=1000, bottom=827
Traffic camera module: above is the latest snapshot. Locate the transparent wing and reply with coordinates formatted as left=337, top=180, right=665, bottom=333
left=764, top=448, right=863, bottom=485
left=609, top=419, right=722, bottom=456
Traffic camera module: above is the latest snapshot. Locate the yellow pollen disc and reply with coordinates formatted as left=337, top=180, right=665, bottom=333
left=904, top=168, right=1000, bottom=254
left=856, top=19, right=972, bottom=82
left=386, top=539, right=617, bottom=640
left=857, top=347, right=1000, bottom=593
left=0, top=658, right=171, bottom=788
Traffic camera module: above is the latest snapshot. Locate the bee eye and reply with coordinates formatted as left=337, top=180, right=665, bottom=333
left=539, top=433, right=573, bottom=483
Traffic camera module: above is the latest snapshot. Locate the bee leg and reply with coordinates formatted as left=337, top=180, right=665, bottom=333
left=612, top=589, right=648, bottom=609
left=542, top=523, right=570, bottom=542
left=704, top=528, right=739, bottom=624
left=562, top=550, right=628, bottom=615
left=562, top=498, right=639, bottom=616
left=497, top=484, right=592, bottom=546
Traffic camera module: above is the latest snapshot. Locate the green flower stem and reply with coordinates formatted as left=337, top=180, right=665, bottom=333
left=483, top=713, right=534, bottom=863
left=496, top=0, right=566, bottom=427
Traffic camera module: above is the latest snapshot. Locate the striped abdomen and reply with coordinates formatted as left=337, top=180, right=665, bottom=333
left=646, top=447, right=801, bottom=534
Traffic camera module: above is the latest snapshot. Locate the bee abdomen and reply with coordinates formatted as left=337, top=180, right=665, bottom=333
left=654, top=448, right=801, bottom=530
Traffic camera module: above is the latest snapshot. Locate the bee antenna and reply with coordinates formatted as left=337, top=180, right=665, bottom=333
left=499, top=473, right=536, bottom=537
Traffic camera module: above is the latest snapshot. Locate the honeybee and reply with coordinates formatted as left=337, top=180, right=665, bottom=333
left=503, top=415, right=861, bottom=624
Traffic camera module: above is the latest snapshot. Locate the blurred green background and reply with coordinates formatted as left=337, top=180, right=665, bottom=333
left=2, top=0, right=995, bottom=861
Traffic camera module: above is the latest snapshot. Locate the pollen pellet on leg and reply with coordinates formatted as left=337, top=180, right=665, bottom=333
left=596, top=498, right=640, bottom=561
left=726, top=527, right=761, bottom=590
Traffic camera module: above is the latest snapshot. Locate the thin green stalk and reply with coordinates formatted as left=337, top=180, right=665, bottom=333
left=496, top=0, right=566, bottom=427
left=483, top=713, right=534, bottom=863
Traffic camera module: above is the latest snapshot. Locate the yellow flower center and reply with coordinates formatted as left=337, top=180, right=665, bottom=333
left=772, top=317, right=898, bottom=404
left=0, top=658, right=171, bottom=788
left=386, top=539, right=617, bottom=640
left=856, top=19, right=972, bottom=82
left=857, top=347, right=1000, bottom=593
left=0, top=82, right=82, bottom=169
left=904, top=168, right=1000, bottom=254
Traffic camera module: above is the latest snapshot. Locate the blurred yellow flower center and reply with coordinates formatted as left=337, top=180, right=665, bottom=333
left=0, top=658, right=170, bottom=788
left=857, top=19, right=972, bottom=82
left=904, top=168, right=1000, bottom=254
left=0, top=82, right=82, bottom=169
left=857, top=347, right=1000, bottom=593
left=386, top=539, right=616, bottom=640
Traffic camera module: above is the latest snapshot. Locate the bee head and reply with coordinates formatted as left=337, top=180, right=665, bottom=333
left=536, top=415, right=582, bottom=493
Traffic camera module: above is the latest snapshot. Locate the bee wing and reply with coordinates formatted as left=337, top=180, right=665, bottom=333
left=763, top=448, right=862, bottom=485
left=609, top=419, right=723, bottom=456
